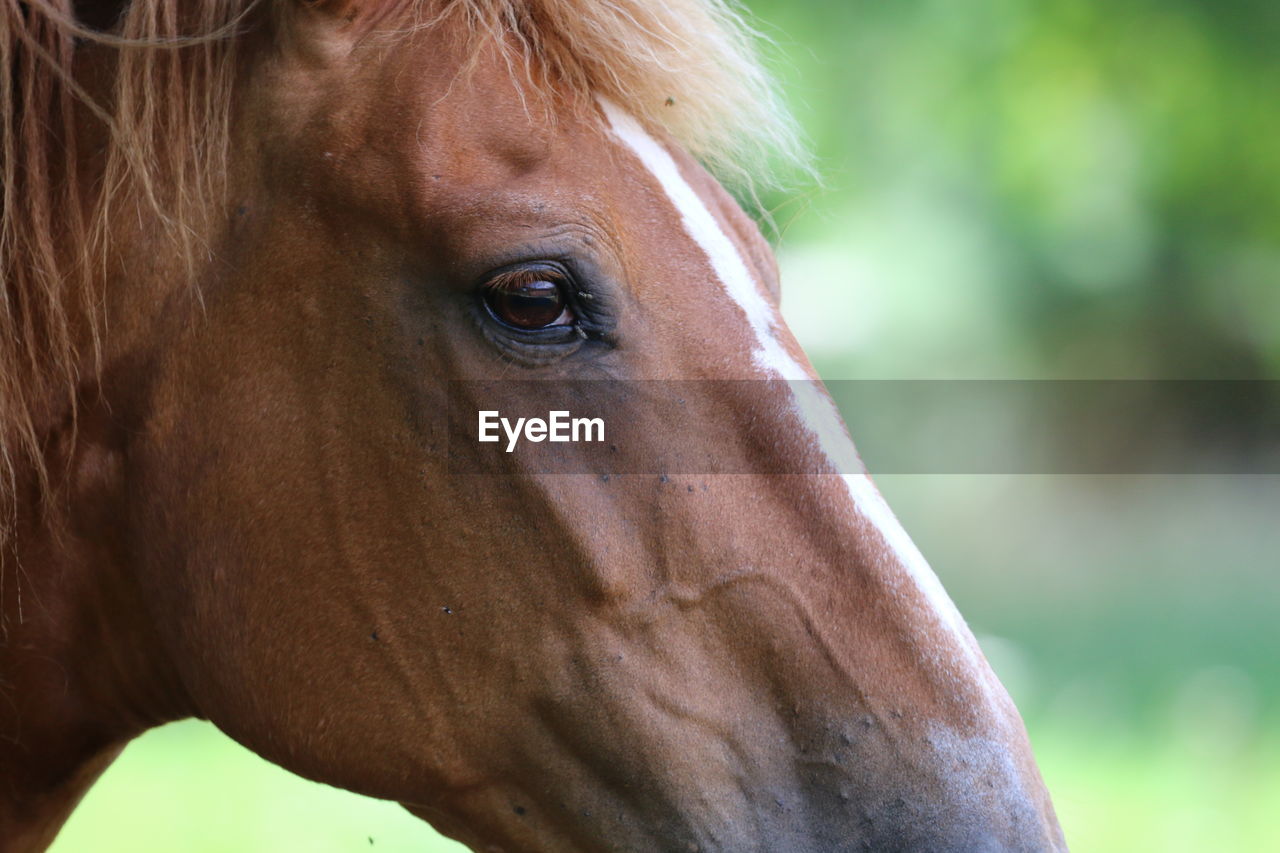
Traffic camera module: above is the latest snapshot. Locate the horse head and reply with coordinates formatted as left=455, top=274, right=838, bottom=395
left=1, top=1, right=1065, bottom=850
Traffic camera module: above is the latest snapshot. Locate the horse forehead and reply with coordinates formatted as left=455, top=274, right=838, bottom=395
left=412, top=88, right=564, bottom=178
left=265, top=30, right=557, bottom=169
left=588, top=110, right=779, bottom=298
left=355, top=32, right=577, bottom=173
left=270, top=32, right=752, bottom=245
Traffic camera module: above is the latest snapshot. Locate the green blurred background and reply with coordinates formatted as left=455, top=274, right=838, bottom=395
left=54, top=1, right=1279, bottom=850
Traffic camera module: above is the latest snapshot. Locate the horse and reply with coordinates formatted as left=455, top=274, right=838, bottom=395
left=0, top=1, right=1066, bottom=850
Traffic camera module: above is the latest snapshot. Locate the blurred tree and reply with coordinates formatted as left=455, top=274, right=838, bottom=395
left=745, top=0, right=1280, bottom=380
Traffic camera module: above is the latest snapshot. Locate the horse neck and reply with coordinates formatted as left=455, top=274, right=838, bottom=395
left=0, top=311, right=191, bottom=853
left=0, top=25, right=233, bottom=846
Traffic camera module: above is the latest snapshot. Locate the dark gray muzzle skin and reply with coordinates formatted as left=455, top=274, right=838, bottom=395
left=531, top=705, right=1068, bottom=853
left=687, top=751, right=1065, bottom=852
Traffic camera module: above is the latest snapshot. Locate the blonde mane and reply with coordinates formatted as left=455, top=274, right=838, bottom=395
left=0, top=0, right=803, bottom=545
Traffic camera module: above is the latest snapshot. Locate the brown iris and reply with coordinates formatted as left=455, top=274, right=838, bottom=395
left=482, top=269, right=573, bottom=330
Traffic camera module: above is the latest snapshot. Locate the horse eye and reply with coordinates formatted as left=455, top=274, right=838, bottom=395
left=483, top=272, right=574, bottom=330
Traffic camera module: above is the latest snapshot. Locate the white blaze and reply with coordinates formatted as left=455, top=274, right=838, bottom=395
left=599, top=100, right=982, bottom=664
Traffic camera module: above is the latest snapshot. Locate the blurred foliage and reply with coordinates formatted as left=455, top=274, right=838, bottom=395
left=748, top=0, right=1280, bottom=379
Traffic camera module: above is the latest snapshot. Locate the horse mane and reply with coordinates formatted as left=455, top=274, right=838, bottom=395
left=0, top=0, right=802, bottom=545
